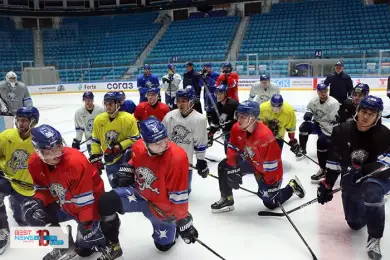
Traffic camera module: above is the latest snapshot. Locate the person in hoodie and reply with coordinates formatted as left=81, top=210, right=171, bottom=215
left=324, top=61, right=353, bottom=105
left=137, top=64, right=160, bottom=103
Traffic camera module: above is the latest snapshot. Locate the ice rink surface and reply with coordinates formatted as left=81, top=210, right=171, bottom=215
left=3, top=89, right=390, bottom=260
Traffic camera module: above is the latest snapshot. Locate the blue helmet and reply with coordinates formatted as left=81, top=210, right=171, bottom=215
left=316, top=83, right=328, bottom=91
left=237, top=100, right=260, bottom=118
left=215, top=84, right=228, bottom=93
left=353, top=83, right=370, bottom=96
left=139, top=117, right=168, bottom=144
left=144, top=64, right=151, bottom=70
left=260, top=74, right=270, bottom=81
left=358, top=95, right=383, bottom=113
left=104, top=91, right=121, bottom=103
left=16, top=106, right=39, bottom=123
left=82, top=91, right=94, bottom=100
left=31, top=124, right=63, bottom=150
left=222, top=62, right=232, bottom=68
left=168, top=64, right=175, bottom=70
left=203, top=63, right=212, bottom=68
left=147, top=87, right=160, bottom=96
left=271, top=94, right=283, bottom=107
left=176, top=86, right=194, bottom=101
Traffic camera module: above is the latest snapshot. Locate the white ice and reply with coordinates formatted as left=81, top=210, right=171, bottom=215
left=3, top=90, right=390, bottom=260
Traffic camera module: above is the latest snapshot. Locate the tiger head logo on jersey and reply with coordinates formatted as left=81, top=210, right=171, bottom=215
left=171, top=125, right=191, bottom=145
left=49, top=183, right=71, bottom=207
left=105, top=130, right=120, bottom=146
left=86, top=119, right=94, bottom=132
left=314, top=109, right=326, bottom=120
left=8, top=149, right=29, bottom=173
left=135, top=167, right=160, bottom=194
left=7, top=92, right=18, bottom=102
left=145, top=81, right=153, bottom=87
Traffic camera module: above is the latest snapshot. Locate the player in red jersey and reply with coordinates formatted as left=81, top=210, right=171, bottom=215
left=211, top=100, right=306, bottom=213
left=22, top=124, right=107, bottom=260
left=134, top=87, right=170, bottom=122
left=97, top=117, right=199, bottom=259
left=215, top=62, right=239, bottom=102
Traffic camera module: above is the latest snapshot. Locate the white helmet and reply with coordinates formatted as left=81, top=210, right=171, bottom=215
left=5, top=71, right=17, bottom=88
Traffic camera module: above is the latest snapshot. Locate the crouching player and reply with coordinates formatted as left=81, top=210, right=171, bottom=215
left=97, top=117, right=199, bottom=259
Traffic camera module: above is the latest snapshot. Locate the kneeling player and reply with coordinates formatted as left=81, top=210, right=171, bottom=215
left=338, top=83, right=369, bottom=123
left=298, top=83, right=339, bottom=183
left=317, top=95, right=390, bottom=260
left=97, top=117, right=199, bottom=259
left=211, top=100, right=305, bottom=213
left=0, top=107, right=39, bottom=254
left=134, top=87, right=170, bottom=122
left=23, top=124, right=108, bottom=260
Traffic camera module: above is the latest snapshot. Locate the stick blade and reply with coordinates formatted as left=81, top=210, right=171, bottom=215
left=257, top=211, right=284, bottom=217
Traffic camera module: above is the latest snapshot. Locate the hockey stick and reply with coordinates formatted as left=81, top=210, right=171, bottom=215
left=277, top=137, right=319, bottom=166
left=80, top=138, right=91, bottom=145
left=276, top=200, right=318, bottom=260
left=208, top=173, right=257, bottom=195
left=0, top=175, right=34, bottom=189
left=383, top=114, right=390, bottom=119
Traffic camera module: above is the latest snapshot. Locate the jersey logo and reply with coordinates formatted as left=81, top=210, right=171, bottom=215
left=219, top=113, right=228, bottom=126
left=171, top=125, right=191, bottom=145
left=8, top=149, right=29, bottom=173
left=314, top=109, right=326, bottom=120
left=7, top=92, right=18, bottom=101
left=49, top=183, right=70, bottom=207
left=135, top=167, right=160, bottom=194
left=86, top=119, right=94, bottom=132
left=105, top=130, right=120, bottom=146
left=145, top=80, right=153, bottom=87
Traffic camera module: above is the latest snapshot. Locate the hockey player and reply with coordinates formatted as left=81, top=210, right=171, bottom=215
left=210, top=100, right=305, bottom=213
left=338, top=83, right=369, bottom=123
left=23, top=124, right=108, bottom=260
left=134, top=87, right=170, bottom=122
left=183, top=61, right=202, bottom=114
left=161, top=64, right=182, bottom=110
left=90, top=92, right=139, bottom=187
left=299, top=83, right=340, bottom=183
left=162, top=86, right=209, bottom=192
left=215, top=62, right=239, bottom=102
left=137, top=64, right=159, bottom=103
left=72, top=92, right=105, bottom=155
left=199, top=63, right=220, bottom=125
left=0, top=106, right=39, bottom=254
left=317, top=95, right=390, bottom=260
left=207, top=84, right=238, bottom=154
left=96, top=117, right=199, bottom=259
left=249, top=74, right=280, bottom=105
left=118, top=91, right=136, bottom=114
left=0, top=71, right=33, bottom=116
left=259, top=94, right=301, bottom=158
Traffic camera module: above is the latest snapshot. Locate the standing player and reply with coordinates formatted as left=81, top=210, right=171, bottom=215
left=210, top=100, right=305, bottom=213
left=72, top=92, right=104, bottom=155
left=90, top=92, right=139, bottom=187
left=162, top=87, right=209, bottom=192
left=249, top=74, right=280, bottom=105
left=0, top=71, right=33, bottom=116
left=118, top=91, right=136, bottom=114
left=215, top=62, right=239, bottom=102
left=199, top=63, right=220, bottom=125
left=137, top=64, right=160, bottom=103
left=207, top=84, right=238, bottom=154
left=338, top=83, right=369, bottom=123
left=183, top=61, right=202, bottom=114
left=298, top=83, right=340, bottom=183
left=259, top=94, right=301, bottom=158
left=161, top=64, right=182, bottom=110
left=134, top=87, right=170, bottom=122
left=96, top=117, right=199, bottom=259
left=0, top=107, right=39, bottom=254
left=317, top=95, right=390, bottom=260
left=23, top=124, right=107, bottom=259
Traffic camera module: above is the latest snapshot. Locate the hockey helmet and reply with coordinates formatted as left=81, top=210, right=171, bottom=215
left=176, top=86, right=195, bottom=102
left=316, top=83, right=328, bottom=91
left=358, top=95, right=383, bottom=113
left=353, top=83, right=370, bottom=96
left=104, top=91, right=121, bottom=103
left=139, top=117, right=168, bottom=144
left=260, top=74, right=270, bottom=81
left=82, top=91, right=94, bottom=100
left=271, top=94, right=283, bottom=107
left=237, top=100, right=260, bottom=118
left=16, top=107, right=40, bottom=123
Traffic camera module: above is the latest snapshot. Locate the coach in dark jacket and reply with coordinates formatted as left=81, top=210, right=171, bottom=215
left=324, top=61, right=353, bottom=104
left=183, top=61, right=202, bottom=113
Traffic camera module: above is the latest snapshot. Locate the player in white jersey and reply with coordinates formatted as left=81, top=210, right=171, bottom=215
left=0, top=71, right=33, bottom=116
left=72, top=92, right=104, bottom=155
left=162, top=86, right=209, bottom=193
left=298, top=83, right=340, bottom=183
left=161, top=64, right=182, bottom=110
left=249, top=74, right=280, bottom=105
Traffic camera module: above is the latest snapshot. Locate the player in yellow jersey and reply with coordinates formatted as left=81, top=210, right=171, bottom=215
left=259, top=94, right=303, bottom=159
left=0, top=107, right=39, bottom=254
left=90, top=92, right=139, bottom=188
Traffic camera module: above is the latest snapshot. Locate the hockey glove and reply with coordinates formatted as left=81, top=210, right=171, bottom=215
left=89, top=154, right=104, bottom=175
left=177, top=214, right=198, bottom=244
left=113, top=163, right=135, bottom=187
left=226, top=165, right=242, bottom=190
left=104, top=144, right=123, bottom=163
left=162, top=76, right=172, bottom=84
left=76, top=221, right=106, bottom=249
left=23, top=199, right=48, bottom=226
left=72, top=139, right=81, bottom=150
left=196, top=159, right=209, bottom=178
left=288, top=138, right=301, bottom=155
left=303, top=112, right=313, bottom=121
left=317, top=180, right=333, bottom=205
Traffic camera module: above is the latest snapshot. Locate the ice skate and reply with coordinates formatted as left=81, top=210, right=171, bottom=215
left=0, top=229, right=10, bottom=255
left=97, top=241, right=123, bottom=260
left=367, top=236, right=382, bottom=260
left=211, top=196, right=235, bottom=213
left=288, top=175, right=306, bottom=198
left=311, top=168, right=326, bottom=184
left=43, top=225, right=76, bottom=260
